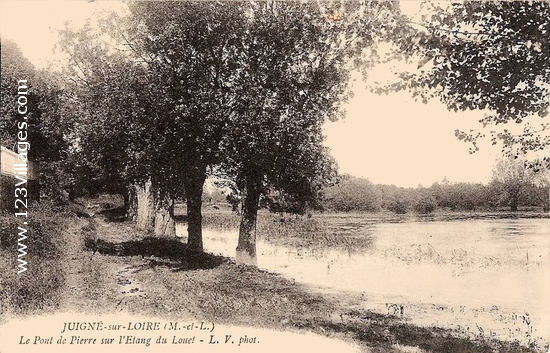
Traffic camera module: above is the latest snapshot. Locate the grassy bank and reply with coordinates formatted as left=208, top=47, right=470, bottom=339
left=0, top=202, right=69, bottom=317
left=1, top=199, right=545, bottom=352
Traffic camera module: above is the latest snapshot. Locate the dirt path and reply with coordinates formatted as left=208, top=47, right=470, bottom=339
left=58, top=212, right=147, bottom=314
left=57, top=216, right=93, bottom=309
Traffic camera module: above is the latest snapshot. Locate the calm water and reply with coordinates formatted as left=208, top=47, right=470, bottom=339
left=177, top=218, right=550, bottom=348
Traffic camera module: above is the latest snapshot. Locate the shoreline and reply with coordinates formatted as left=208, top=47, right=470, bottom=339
left=1, top=200, right=547, bottom=352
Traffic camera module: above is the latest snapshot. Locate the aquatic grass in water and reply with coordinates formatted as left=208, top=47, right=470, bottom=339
left=202, top=210, right=240, bottom=229
left=377, top=243, right=546, bottom=269
left=201, top=211, right=375, bottom=251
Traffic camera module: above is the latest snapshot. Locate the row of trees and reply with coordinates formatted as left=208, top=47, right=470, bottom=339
left=2, top=1, right=548, bottom=266
left=2, top=2, right=403, bottom=265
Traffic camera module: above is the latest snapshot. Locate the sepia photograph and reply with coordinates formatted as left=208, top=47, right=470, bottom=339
left=1, top=1, right=549, bottom=352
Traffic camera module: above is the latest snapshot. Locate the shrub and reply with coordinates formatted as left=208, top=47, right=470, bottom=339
left=413, top=195, right=437, bottom=214
left=387, top=199, right=409, bottom=214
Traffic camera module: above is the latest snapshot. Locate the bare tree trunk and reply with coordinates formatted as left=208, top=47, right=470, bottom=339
left=135, top=179, right=156, bottom=232
left=126, top=184, right=138, bottom=221
left=236, top=176, right=261, bottom=266
left=127, top=181, right=175, bottom=236
left=154, top=196, right=176, bottom=236
left=543, top=187, right=550, bottom=212
left=510, top=186, right=520, bottom=212
left=183, top=169, right=206, bottom=252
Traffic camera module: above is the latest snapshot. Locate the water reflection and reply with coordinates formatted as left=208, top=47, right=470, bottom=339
left=176, top=218, right=550, bottom=347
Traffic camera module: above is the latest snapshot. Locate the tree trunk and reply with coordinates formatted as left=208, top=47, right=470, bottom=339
left=183, top=170, right=206, bottom=252
left=510, top=187, right=520, bottom=212
left=236, top=176, right=261, bottom=266
left=126, top=184, right=138, bottom=221
left=128, top=181, right=175, bottom=235
left=135, top=179, right=156, bottom=232
left=154, top=196, right=176, bottom=236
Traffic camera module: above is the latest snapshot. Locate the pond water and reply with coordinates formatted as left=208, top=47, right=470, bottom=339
left=177, top=217, right=550, bottom=348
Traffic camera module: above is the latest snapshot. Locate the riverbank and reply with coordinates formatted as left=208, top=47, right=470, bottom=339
left=0, top=198, right=545, bottom=353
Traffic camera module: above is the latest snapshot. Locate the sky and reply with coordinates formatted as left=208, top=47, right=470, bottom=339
left=323, top=78, right=497, bottom=187
left=0, top=0, right=504, bottom=187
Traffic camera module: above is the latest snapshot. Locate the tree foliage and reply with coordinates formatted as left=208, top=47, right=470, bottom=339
left=430, top=179, right=489, bottom=211
left=1, top=39, right=35, bottom=150
left=388, top=1, right=550, bottom=164
left=56, top=25, right=153, bottom=198
left=1, top=39, right=67, bottom=199
left=316, top=174, right=547, bottom=214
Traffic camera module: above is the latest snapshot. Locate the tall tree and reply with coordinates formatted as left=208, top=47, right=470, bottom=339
left=56, top=4, right=250, bottom=242
left=56, top=22, right=181, bottom=234
left=120, top=2, right=250, bottom=249
left=216, top=1, right=400, bottom=264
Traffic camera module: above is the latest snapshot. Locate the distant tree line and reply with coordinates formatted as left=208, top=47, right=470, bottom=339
left=321, top=161, right=549, bottom=214
left=204, top=157, right=549, bottom=215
